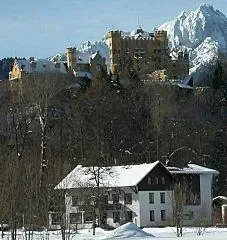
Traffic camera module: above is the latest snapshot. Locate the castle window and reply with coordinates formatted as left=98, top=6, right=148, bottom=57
left=55, top=62, right=60, bottom=68
left=43, top=64, right=46, bottom=68
left=31, top=62, right=36, bottom=68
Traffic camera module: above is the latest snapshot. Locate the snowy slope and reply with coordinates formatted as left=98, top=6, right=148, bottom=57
left=158, top=4, right=227, bottom=78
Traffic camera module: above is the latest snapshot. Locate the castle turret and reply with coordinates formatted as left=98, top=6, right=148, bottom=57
left=108, top=31, right=122, bottom=74
left=66, top=47, right=77, bottom=71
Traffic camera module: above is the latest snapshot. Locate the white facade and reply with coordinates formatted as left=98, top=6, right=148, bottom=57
left=138, top=191, right=173, bottom=227
left=51, top=162, right=218, bottom=229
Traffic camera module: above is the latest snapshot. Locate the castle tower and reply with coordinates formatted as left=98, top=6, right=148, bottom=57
left=154, top=30, right=168, bottom=46
left=66, top=47, right=77, bottom=71
left=108, top=31, right=122, bottom=74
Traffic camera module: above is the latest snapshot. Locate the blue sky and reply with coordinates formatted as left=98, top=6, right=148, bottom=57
left=0, top=0, right=226, bottom=59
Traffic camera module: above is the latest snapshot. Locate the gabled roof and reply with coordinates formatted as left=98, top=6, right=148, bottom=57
left=168, top=164, right=219, bottom=175
left=55, top=161, right=162, bottom=190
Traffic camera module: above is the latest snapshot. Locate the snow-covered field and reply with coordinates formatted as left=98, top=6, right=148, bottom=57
left=2, top=223, right=227, bottom=240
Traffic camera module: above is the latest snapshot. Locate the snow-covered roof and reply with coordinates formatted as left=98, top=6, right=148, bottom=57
left=16, top=59, right=67, bottom=74
left=168, top=164, right=219, bottom=175
left=55, top=161, right=161, bottom=189
left=73, top=70, right=92, bottom=80
left=91, top=52, right=98, bottom=60
left=177, top=83, right=194, bottom=90
left=129, top=27, right=151, bottom=38
left=213, top=196, right=227, bottom=202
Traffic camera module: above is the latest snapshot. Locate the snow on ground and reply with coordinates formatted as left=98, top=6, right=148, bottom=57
left=2, top=225, right=227, bottom=240
left=103, top=222, right=153, bottom=239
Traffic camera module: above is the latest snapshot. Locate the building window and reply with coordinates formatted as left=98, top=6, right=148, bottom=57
left=149, top=193, right=154, bottom=204
left=161, top=177, right=165, bottom=184
left=183, top=211, right=194, bottom=220
left=124, top=193, right=132, bottom=205
left=160, top=193, right=165, bottom=203
left=51, top=213, right=62, bottom=225
left=161, top=210, right=166, bottom=221
left=72, top=196, right=78, bottom=206
left=112, top=194, right=119, bottom=205
left=113, top=211, right=120, bottom=223
left=84, top=211, right=93, bottom=223
left=150, top=210, right=155, bottom=221
left=155, top=177, right=159, bottom=184
left=125, top=211, right=133, bottom=222
left=148, top=177, right=152, bottom=184
left=101, top=195, right=108, bottom=204
left=69, top=213, right=82, bottom=224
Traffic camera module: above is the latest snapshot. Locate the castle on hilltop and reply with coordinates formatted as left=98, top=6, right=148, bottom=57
left=108, top=27, right=189, bottom=80
left=8, top=27, right=190, bottom=86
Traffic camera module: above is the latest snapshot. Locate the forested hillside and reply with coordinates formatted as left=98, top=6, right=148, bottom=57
left=0, top=56, right=226, bottom=227
left=0, top=58, right=14, bottom=80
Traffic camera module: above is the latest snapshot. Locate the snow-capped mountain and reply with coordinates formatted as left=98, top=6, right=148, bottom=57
left=158, top=4, right=227, bottom=79
left=78, top=39, right=110, bottom=65
left=50, top=4, right=227, bottom=83
left=48, top=38, right=110, bottom=66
